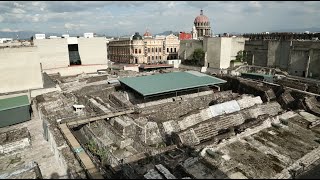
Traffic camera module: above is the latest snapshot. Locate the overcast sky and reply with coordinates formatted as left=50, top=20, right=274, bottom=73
left=0, top=1, right=319, bottom=36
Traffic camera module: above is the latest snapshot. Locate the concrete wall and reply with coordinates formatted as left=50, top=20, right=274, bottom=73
left=204, top=37, right=221, bottom=68
left=0, top=47, right=43, bottom=93
left=309, top=49, right=320, bottom=78
left=204, top=37, right=247, bottom=69
left=245, top=40, right=320, bottom=79
left=288, top=50, right=308, bottom=76
left=245, top=40, right=269, bottom=67
left=34, top=39, right=69, bottom=70
left=44, top=64, right=108, bottom=76
left=219, top=38, right=232, bottom=69
left=178, top=40, right=203, bottom=60
left=77, top=37, right=108, bottom=65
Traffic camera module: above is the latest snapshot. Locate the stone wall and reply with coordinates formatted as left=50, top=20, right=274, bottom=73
left=178, top=40, right=203, bottom=61
left=176, top=101, right=282, bottom=146
left=139, top=91, right=236, bottom=122
left=0, top=127, right=30, bottom=154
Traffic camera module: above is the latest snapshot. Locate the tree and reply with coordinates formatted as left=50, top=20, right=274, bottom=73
left=235, top=50, right=247, bottom=62
left=192, top=48, right=205, bottom=65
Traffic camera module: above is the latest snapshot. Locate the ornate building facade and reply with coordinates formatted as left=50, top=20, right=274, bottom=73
left=108, top=30, right=180, bottom=64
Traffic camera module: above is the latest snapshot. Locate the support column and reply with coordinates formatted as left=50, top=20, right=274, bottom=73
left=306, top=49, right=313, bottom=78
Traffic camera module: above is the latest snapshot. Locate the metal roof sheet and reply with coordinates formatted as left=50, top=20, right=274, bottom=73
left=0, top=95, right=29, bottom=111
left=209, top=100, right=240, bottom=117
left=119, top=71, right=226, bottom=96
left=241, top=72, right=273, bottom=78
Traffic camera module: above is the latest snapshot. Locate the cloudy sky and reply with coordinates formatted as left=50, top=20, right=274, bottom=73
left=0, top=1, right=319, bottom=36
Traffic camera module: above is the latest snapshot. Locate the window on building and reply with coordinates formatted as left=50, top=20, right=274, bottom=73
left=139, top=49, right=141, bottom=54
left=148, top=48, right=150, bottom=52
left=174, top=48, right=176, bottom=52
left=155, top=48, right=157, bottom=52
left=135, top=49, right=137, bottom=54
left=152, top=48, right=154, bottom=52
left=167, top=48, right=169, bottom=53
left=171, top=48, right=173, bottom=52
left=156, top=56, right=158, bottom=60
left=160, top=56, right=162, bottom=60
left=152, top=56, right=154, bottom=60
left=159, top=48, right=161, bottom=52
left=148, top=56, right=150, bottom=61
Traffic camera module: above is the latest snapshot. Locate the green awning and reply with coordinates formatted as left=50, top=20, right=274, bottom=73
left=0, top=95, right=29, bottom=111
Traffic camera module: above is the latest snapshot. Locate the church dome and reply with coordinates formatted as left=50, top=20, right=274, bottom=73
left=143, top=30, right=152, bottom=37
left=194, top=10, right=210, bottom=24
left=132, top=32, right=142, bottom=40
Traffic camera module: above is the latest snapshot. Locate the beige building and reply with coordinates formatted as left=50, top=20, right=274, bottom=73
left=204, top=37, right=248, bottom=69
left=0, top=46, right=43, bottom=93
left=108, top=31, right=180, bottom=64
left=33, top=37, right=108, bottom=76
left=179, top=36, right=248, bottom=69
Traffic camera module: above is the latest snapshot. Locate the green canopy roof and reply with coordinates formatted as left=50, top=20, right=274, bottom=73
left=0, top=95, right=29, bottom=111
left=119, top=71, right=226, bottom=97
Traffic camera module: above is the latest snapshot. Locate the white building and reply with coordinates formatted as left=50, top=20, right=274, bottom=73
left=35, top=34, right=46, bottom=39
left=33, top=37, right=108, bottom=76
left=0, top=38, right=13, bottom=43
left=84, top=33, right=94, bottom=38
left=62, top=34, right=70, bottom=38
left=0, top=46, right=43, bottom=93
left=203, top=36, right=249, bottom=69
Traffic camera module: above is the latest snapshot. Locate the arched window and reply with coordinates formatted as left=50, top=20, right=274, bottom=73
left=174, top=48, right=176, bottom=53
left=155, top=48, right=157, bottom=52
left=167, top=48, right=169, bottom=53
left=171, top=48, right=173, bottom=52
left=159, top=48, right=161, bottom=52
left=156, top=56, right=158, bottom=60
left=135, top=49, right=137, bottom=54
left=159, top=56, right=162, bottom=60
left=148, top=56, right=150, bottom=62
left=152, top=56, right=154, bottom=60
left=139, top=49, right=141, bottom=54
left=152, top=48, right=154, bottom=52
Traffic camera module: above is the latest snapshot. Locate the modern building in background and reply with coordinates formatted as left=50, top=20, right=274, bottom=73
left=33, top=35, right=108, bottom=76
left=108, top=30, right=180, bottom=64
left=0, top=46, right=43, bottom=93
left=245, top=39, right=320, bottom=78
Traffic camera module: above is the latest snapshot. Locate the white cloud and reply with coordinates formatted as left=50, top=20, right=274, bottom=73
left=249, top=1, right=262, bottom=8
left=64, top=23, right=87, bottom=30
left=0, top=28, right=19, bottom=32
left=12, top=8, right=26, bottom=14
left=0, top=15, right=3, bottom=22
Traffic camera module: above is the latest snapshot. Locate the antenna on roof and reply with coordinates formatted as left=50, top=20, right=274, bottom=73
left=200, top=9, right=203, bottom=15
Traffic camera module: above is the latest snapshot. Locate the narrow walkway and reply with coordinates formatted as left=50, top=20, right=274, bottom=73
left=0, top=104, right=67, bottom=179
left=66, top=109, right=134, bottom=126
left=58, top=123, right=103, bottom=179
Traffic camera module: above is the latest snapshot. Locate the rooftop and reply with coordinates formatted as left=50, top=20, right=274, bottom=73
left=119, top=71, right=226, bottom=97
left=0, top=95, right=29, bottom=111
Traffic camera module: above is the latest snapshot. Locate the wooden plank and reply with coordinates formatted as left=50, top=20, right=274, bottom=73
left=59, top=123, right=104, bottom=179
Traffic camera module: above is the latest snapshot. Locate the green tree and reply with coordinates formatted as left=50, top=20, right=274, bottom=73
left=235, top=50, right=247, bottom=62
left=192, top=48, right=205, bottom=65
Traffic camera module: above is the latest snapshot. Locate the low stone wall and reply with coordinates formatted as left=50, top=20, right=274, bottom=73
left=0, top=127, right=31, bottom=155
left=177, top=101, right=283, bottom=146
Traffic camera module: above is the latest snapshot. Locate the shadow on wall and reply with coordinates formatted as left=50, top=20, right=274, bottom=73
left=49, top=168, right=73, bottom=179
